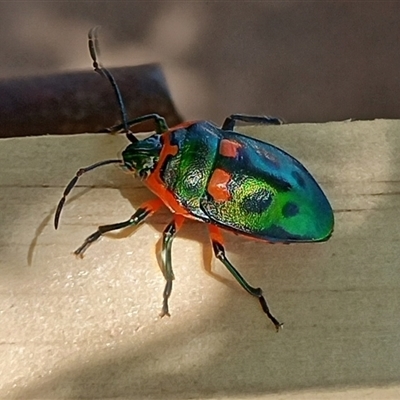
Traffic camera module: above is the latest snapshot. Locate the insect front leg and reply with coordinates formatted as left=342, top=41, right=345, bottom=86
left=208, top=225, right=283, bottom=332
left=222, top=113, right=283, bottom=130
left=159, top=215, right=185, bottom=317
left=74, top=198, right=164, bottom=257
left=103, top=113, right=169, bottom=136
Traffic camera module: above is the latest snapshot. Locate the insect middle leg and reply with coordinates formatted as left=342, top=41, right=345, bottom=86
left=74, top=198, right=164, bottom=257
left=222, top=113, right=283, bottom=130
left=208, top=224, right=282, bottom=331
left=159, top=215, right=185, bottom=317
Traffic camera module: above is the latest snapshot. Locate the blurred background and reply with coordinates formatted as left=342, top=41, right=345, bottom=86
left=1, top=2, right=400, bottom=125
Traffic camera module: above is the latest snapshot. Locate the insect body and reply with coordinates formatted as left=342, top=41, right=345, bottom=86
left=55, top=29, right=334, bottom=331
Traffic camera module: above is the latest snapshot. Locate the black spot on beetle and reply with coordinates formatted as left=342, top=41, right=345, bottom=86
left=282, top=202, right=299, bottom=218
left=242, top=190, right=273, bottom=214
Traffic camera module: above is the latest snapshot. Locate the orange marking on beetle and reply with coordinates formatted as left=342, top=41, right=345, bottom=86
left=144, top=131, right=198, bottom=220
left=219, top=139, right=241, bottom=158
left=207, top=168, right=232, bottom=202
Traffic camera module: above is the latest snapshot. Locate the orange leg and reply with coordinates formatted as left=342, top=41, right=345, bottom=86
left=208, top=224, right=283, bottom=331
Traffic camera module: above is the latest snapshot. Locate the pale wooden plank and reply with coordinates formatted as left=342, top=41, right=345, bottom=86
left=0, top=120, right=399, bottom=399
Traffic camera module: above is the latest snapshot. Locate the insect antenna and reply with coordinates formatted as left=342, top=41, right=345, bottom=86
left=54, top=159, right=122, bottom=229
left=88, top=26, right=138, bottom=143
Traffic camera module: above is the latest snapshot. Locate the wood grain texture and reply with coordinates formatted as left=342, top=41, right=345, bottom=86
left=0, top=120, right=399, bottom=399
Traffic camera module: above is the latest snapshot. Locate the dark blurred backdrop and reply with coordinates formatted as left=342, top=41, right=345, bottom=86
left=1, top=2, right=399, bottom=124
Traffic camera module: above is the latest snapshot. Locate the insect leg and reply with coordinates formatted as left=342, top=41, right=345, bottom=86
left=74, top=198, right=164, bottom=257
left=102, top=114, right=169, bottom=137
left=222, top=114, right=283, bottom=130
left=208, top=224, right=282, bottom=331
left=159, top=215, right=185, bottom=317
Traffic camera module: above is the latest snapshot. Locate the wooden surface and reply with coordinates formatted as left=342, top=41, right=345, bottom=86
left=1, top=120, right=400, bottom=399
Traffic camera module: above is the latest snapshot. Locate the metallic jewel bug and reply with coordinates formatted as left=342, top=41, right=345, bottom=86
left=55, top=28, right=334, bottom=331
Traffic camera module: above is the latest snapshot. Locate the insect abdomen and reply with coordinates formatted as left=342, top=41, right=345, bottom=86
left=200, top=130, right=334, bottom=242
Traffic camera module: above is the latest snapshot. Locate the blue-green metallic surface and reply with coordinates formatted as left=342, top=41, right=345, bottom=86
left=159, top=121, right=333, bottom=243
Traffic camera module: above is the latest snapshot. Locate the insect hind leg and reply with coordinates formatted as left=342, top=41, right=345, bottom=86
left=222, top=114, right=283, bottom=131
left=208, top=225, right=283, bottom=332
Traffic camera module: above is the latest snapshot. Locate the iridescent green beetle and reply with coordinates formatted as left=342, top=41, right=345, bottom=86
left=55, top=28, right=334, bottom=331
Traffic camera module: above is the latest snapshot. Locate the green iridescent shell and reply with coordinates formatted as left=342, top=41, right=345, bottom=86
left=161, top=122, right=334, bottom=243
